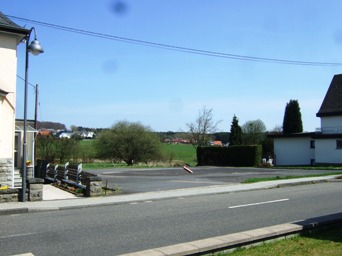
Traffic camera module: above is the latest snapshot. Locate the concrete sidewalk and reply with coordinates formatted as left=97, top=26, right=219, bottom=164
left=42, top=184, right=79, bottom=200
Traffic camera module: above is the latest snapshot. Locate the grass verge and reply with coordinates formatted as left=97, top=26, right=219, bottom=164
left=212, top=225, right=342, bottom=256
left=242, top=172, right=342, bottom=183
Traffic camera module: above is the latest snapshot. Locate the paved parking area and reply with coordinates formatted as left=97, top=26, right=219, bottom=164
left=88, top=166, right=342, bottom=194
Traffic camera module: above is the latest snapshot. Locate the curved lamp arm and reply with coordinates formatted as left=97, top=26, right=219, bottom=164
left=27, top=27, right=44, bottom=55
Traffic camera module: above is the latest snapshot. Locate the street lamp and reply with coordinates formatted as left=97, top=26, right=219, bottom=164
left=21, top=27, right=44, bottom=202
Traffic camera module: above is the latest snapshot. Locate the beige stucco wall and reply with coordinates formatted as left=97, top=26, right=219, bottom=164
left=0, top=33, right=20, bottom=159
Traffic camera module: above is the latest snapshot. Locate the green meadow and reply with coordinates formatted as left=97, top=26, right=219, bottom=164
left=79, top=140, right=197, bottom=169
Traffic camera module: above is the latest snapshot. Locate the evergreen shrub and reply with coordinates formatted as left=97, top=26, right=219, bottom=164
left=197, top=145, right=262, bottom=167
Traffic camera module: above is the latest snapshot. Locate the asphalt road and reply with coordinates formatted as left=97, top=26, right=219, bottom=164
left=1, top=182, right=341, bottom=256
left=88, top=166, right=342, bottom=194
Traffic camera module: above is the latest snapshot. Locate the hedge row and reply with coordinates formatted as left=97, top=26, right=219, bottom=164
left=197, top=145, right=262, bottom=167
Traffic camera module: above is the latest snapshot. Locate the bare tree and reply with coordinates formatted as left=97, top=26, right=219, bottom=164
left=187, top=106, right=221, bottom=147
left=271, top=125, right=283, bottom=133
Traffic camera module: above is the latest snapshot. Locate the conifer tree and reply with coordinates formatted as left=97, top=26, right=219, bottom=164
left=282, top=99, right=303, bottom=134
left=229, top=115, right=242, bottom=146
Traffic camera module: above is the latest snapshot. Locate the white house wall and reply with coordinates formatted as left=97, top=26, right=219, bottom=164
left=274, top=137, right=314, bottom=166
left=0, top=33, right=18, bottom=159
left=315, top=139, right=342, bottom=164
left=320, top=116, right=342, bottom=133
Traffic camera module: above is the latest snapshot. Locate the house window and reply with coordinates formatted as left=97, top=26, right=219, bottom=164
left=310, top=140, right=315, bottom=149
left=336, top=140, right=342, bottom=149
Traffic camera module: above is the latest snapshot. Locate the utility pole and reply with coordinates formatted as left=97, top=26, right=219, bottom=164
left=34, top=84, right=38, bottom=130
left=33, top=84, right=38, bottom=178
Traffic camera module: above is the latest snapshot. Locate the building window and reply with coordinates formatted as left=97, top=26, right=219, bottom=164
left=336, top=140, right=342, bottom=149
left=310, top=140, right=315, bottom=148
left=310, top=159, right=315, bottom=166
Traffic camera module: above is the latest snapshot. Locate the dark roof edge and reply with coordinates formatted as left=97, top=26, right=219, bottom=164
left=0, top=88, right=9, bottom=96
left=267, top=132, right=316, bottom=138
left=0, top=25, right=29, bottom=36
left=312, top=133, right=342, bottom=139
left=316, top=111, right=342, bottom=117
left=268, top=132, right=342, bottom=139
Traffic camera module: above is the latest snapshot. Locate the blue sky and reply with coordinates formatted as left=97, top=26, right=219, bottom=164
left=2, top=1, right=342, bottom=132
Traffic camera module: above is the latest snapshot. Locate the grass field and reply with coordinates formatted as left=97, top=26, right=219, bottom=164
left=79, top=140, right=197, bottom=169
left=161, top=143, right=197, bottom=166
left=213, top=225, right=342, bottom=256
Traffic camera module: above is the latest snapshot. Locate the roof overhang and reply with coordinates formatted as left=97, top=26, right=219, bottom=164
left=15, top=125, right=38, bottom=133
left=0, top=88, right=9, bottom=97
left=0, top=13, right=30, bottom=44
left=312, top=133, right=342, bottom=139
left=0, top=24, right=28, bottom=36
left=267, top=132, right=316, bottom=139
left=15, top=119, right=38, bottom=133
left=316, top=111, right=342, bottom=117
left=268, top=132, right=342, bottom=139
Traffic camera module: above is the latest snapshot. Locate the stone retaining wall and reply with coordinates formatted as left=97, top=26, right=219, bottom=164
left=0, top=178, right=44, bottom=203
left=0, top=158, right=13, bottom=187
left=85, top=176, right=103, bottom=197
left=0, top=188, right=19, bottom=203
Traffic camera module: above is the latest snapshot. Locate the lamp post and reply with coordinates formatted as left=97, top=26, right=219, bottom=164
left=21, top=27, right=44, bottom=202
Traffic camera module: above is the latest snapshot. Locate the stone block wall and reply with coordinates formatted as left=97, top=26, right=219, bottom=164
left=0, top=189, right=19, bottom=203
left=0, top=178, right=44, bottom=203
left=27, top=178, right=44, bottom=201
left=85, top=176, right=103, bottom=197
left=0, top=158, right=13, bottom=187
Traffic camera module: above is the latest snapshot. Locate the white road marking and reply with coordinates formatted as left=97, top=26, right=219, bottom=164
left=229, top=198, right=289, bottom=209
left=129, top=201, right=153, bottom=205
left=11, top=253, right=35, bottom=256
left=172, top=180, right=218, bottom=184
left=0, top=232, right=36, bottom=239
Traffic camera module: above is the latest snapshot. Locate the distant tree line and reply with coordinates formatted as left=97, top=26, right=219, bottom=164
left=36, top=99, right=303, bottom=166
left=37, top=121, right=66, bottom=131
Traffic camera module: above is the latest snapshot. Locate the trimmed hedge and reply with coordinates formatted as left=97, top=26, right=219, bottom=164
left=197, top=145, right=262, bottom=167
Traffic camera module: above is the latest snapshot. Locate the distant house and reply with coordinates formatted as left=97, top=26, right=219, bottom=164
left=58, top=131, right=73, bottom=139
left=269, top=74, right=342, bottom=166
left=210, top=140, right=223, bottom=146
left=38, top=129, right=53, bottom=136
left=171, top=138, right=190, bottom=144
left=77, top=131, right=95, bottom=139
left=0, top=12, right=29, bottom=187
